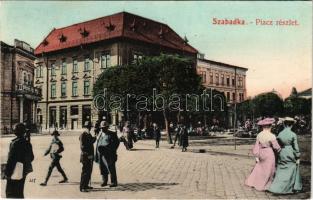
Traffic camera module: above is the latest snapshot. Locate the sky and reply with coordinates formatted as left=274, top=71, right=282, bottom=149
left=0, top=1, right=312, bottom=98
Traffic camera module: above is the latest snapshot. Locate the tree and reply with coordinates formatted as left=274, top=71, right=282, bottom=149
left=93, top=54, right=204, bottom=143
left=154, top=54, right=203, bottom=141
left=283, top=87, right=310, bottom=116
left=237, top=98, right=254, bottom=121
left=252, top=92, right=284, bottom=117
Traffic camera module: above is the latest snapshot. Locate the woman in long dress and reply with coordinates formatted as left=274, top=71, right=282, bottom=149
left=122, top=121, right=133, bottom=150
left=268, top=117, right=302, bottom=194
left=245, top=118, right=281, bottom=191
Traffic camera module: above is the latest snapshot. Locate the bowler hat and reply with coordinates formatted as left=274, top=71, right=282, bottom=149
left=51, top=130, right=60, bottom=136
left=100, top=121, right=109, bottom=128
left=84, top=121, right=93, bottom=128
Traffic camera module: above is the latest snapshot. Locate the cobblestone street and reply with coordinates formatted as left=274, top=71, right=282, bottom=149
left=1, top=133, right=310, bottom=199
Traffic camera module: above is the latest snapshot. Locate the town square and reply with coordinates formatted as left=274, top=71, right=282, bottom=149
left=0, top=1, right=312, bottom=199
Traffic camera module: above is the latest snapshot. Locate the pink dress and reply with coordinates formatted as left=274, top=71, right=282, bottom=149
left=245, top=130, right=281, bottom=191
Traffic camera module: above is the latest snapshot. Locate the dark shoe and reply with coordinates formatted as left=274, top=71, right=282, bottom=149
left=40, top=183, right=47, bottom=186
left=80, top=188, right=89, bottom=192
left=101, top=182, right=107, bottom=187
left=110, top=183, right=118, bottom=187
left=59, top=178, right=68, bottom=183
left=86, top=186, right=93, bottom=189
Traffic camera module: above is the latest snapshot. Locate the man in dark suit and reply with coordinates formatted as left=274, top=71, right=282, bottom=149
left=5, top=123, right=34, bottom=198
left=153, top=123, right=161, bottom=148
left=171, top=123, right=182, bottom=149
left=95, top=121, right=120, bottom=187
left=40, top=130, right=68, bottom=186
left=79, top=121, right=96, bottom=192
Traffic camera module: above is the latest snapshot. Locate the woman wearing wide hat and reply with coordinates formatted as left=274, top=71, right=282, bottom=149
left=245, top=118, right=281, bottom=191
left=268, top=117, right=302, bottom=194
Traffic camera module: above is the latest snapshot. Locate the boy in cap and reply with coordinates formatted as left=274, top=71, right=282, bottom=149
left=40, top=130, right=68, bottom=186
left=79, top=121, right=96, bottom=192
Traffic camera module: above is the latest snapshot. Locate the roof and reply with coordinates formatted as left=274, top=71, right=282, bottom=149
left=1, top=41, right=36, bottom=60
left=198, top=58, right=248, bottom=71
left=34, top=12, right=198, bottom=55
left=298, top=88, right=312, bottom=99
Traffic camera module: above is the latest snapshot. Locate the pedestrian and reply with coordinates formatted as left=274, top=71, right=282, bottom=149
left=180, top=125, right=189, bottom=152
left=122, top=121, right=133, bottom=150
left=268, top=117, right=302, bottom=194
left=196, top=121, right=203, bottom=136
left=40, top=130, right=68, bottom=186
left=79, top=121, right=96, bottom=192
left=5, top=123, right=34, bottom=198
left=171, top=123, right=182, bottom=148
left=94, top=120, right=100, bottom=136
left=245, top=118, right=281, bottom=191
left=95, top=121, right=120, bottom=187
left=168, top=122, right=174, bottom=144
left=153, top=123, right=161, bottom=148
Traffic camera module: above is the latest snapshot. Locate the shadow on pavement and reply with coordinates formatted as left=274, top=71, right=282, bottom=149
left=129, top=148, right=155, bottom=151
left=90, top=182, right=178, bottom=192
left=190, top=138, right=255, bottom=146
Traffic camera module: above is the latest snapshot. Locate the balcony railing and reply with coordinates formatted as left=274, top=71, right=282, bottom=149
left=16, top=84, right=41, bottom=97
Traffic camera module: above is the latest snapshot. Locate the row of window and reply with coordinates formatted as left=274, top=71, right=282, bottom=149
left=50, top=80, right=90, bottom=98
left=200, top=71, right=244, bottom=87
left=225, top=92, right=245, bottom=102
left=21, top=71, right=33, bottom=86
left=48, top=105, right=91, bottom=129
left=36, top=53, right=111, bottom=78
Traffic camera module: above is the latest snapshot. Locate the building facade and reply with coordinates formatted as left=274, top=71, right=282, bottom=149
left=196, top=55, right=248, bottom=127
left=34, top=12, right=197, bottom=130
left=0, top=39, right=41, bottom=134
left=197, top=57, right=248, bottom=104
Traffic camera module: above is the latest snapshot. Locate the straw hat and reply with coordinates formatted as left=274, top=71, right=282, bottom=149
left=284, top=117, right=296, bottom=122
left=257, top=118, right=275, bottom=126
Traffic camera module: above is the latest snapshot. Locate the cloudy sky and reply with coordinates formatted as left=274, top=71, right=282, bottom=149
left=1, top=1, right=311, bottom=98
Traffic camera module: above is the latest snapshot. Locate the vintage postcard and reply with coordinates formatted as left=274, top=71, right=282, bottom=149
left=0, top=1, right=311, bottom=199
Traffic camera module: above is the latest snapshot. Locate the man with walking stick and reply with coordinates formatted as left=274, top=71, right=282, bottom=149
left=95, top=121, right=120, bottom=187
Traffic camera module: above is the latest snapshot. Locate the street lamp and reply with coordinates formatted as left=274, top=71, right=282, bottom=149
left=234, top=67, right=237, bottom=150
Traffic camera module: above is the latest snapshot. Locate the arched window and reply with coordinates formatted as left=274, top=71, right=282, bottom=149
left=28, top=73, right=31, bottom=85
left=23, top=72, right=27, bottom=85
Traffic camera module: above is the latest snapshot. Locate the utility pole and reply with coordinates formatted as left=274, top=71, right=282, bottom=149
left=234, top=67, right=237, bottom=150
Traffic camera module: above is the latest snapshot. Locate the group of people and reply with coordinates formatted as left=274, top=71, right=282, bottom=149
left=170, top=122, right=189, bottom=152
left=245, top=117, right=302, bottom=194
left=79, top=120, right=120, bottom=192
left=42, top=119, right=120, bottom=192
left=4, top=115, right=304, bottom=198
left=120, top=121, right=137, bottom=150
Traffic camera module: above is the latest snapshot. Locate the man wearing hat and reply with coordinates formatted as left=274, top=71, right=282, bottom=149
left=79, top=121, right=96, bottom=192
left=5, top=123, right=34, bottom=198
left=95, top=121, right=120, bottom=187
left=40, top=130, right=68, bottom=186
